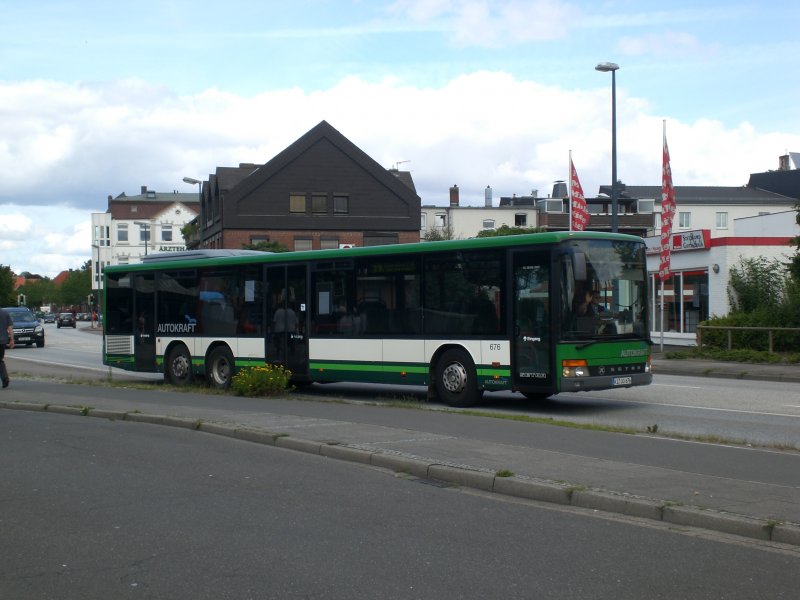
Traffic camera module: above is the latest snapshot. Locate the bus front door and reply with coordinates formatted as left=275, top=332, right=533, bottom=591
left=512, top=252, right=552, bottom=396
left=134, top=273, right=157, bottom=372
left=266, top=265, right=308, bottom=377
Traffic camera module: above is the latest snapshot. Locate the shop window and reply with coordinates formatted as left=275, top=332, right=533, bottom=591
left=364, top=234, right=398, bottom=247
left=320, top=237, right=339, bottom=250
left=649, top=270, right=709, bottom=335
left=294, top=238, right=313, bottom=251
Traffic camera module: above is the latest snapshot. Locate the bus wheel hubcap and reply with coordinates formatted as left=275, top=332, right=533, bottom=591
left=174, top=356, right=189, bottom=377
left=442, top=362, right=467, bottom=394
left=215, top=360, right=229, bottom=383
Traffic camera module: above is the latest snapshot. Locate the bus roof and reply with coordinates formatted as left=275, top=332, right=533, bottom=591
left=105, top=231, right=645, bottom=274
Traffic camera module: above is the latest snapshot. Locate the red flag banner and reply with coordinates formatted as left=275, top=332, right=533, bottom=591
left=570, top=158, right=589, bottom=231
left=659, top=132, right=676, bottom=280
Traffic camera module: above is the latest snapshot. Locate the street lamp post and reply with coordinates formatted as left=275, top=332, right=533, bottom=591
left=91, top=243, right=100, bottom=319
left=183, top=176, right=203, bottom=248
left=595, top=61, right=619, bottom=233
left=133, top=221, right=151, bottom=257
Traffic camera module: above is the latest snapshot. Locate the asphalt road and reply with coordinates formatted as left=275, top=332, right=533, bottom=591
left=3, top=410, right=799, bottom=600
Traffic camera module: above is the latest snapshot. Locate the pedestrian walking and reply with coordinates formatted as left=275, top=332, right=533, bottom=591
left=0, top=306, right=14, bottom=388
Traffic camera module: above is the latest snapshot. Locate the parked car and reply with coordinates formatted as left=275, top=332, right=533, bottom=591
left=43, top=313, right=56, bottom=323
left=57, top=312, right=77, bottom=328
left=2, top=306, right=45, bottom=347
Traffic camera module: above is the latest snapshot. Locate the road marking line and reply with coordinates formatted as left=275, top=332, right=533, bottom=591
left=614, top=397, right=800, bottom=419
left=651, top=383, right=703, bottom=389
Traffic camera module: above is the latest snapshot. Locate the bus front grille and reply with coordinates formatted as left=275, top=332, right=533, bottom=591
left=105, top=335, right=133, bottom=355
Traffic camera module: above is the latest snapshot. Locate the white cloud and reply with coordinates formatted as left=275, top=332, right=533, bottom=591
left=389, top=0, right=580, bottom=46
left=0, top=213, right=34, bottom=240
left=616, top=31, right=718, bottom=58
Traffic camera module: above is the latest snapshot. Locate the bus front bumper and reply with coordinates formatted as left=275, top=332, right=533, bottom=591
left=560, top=372, right=652, bottom=393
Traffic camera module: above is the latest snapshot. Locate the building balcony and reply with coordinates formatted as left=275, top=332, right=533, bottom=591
left=538, top=212, right=655, bottom=234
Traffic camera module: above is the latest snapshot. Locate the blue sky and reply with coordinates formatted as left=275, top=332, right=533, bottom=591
left=2, top=0, right=799, bottom=277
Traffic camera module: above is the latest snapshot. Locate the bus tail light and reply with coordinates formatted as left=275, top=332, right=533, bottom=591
left=562, top=358, right=588, bottom=378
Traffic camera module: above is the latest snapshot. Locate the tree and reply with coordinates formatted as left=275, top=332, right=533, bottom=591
left=0, top=265, right=15, bottom=306
left=423, top=223, right=456, bottom=241
left=242, top=241, right=290, bottom=253
left=476, top=225, right=545, bottom=237
left=180, top=221, right=199, bottom=244
left=790, top=201, right=800, bottom=280
left=18, top=278, right=57, bottom=309
left=727, top=256, right=787, bottom=313
left=58, top=269, right=92, bottom=306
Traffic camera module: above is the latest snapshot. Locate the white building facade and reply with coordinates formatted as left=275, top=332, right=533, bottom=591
left=91, top=187, right=199, bottom=295
left=420, top=204, right=539, bottom=238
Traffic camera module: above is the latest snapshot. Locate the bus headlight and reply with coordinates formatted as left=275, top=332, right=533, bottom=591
left=562, top=359, right=588, bottom=378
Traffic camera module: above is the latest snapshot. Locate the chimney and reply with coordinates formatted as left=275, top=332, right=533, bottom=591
left=779, top=155, right=790, bottom=171
left=485, top=185, right=492, bottom=207
left=449, top=184, right=459, bottom=207
left=141, top=185, right=147, bottom=195
left=552, top=181, right=568, bottom=198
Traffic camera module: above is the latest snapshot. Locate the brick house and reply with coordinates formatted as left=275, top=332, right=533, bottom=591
left=198, top=120, right=421, bottom=251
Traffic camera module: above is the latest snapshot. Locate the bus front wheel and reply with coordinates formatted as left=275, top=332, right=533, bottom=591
left=206, top=346, right=234, bottom=389
left=435, top=348, right=479, bottom=408
left=166, top=344, right=193, bottom=386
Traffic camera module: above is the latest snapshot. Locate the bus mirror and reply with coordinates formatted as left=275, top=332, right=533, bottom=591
left=571, top=251, right=587, bottom=281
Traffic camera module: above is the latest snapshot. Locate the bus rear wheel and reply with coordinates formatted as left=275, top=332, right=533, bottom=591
left=435, top=348, right=480, bottom=408
left=206, top=346, right=235, bottom=389
left=166, top=344, right=193, bottom=386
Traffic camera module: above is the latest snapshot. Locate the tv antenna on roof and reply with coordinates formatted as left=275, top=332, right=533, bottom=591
left=393, top=160, right=410, bottom=170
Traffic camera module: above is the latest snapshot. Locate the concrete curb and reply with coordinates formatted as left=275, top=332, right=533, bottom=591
left=4, top=399, right=800, bottom=548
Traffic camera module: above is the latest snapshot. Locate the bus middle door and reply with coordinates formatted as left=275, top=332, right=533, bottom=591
left=512, top=251, right=553, bottom=396
left=266, top=265, right=308, bottom=377
left=134, top=273, right=157, bottom=372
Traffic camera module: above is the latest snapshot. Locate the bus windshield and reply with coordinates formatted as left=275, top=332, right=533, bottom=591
left=560, top=239, right=648, bottom=342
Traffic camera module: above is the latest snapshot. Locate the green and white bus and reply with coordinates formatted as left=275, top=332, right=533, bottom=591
left=102, top=231, right=652, bottom=406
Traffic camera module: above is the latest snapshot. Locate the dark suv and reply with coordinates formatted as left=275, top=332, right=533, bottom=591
left=57, top=313, right=77, bottom=328
left=3, top=307, right=45, bottom=347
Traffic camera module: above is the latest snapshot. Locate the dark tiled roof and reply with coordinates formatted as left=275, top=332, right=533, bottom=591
left=747, top=169, right=800, bottom=200
left=109, top=190, right=198, bottom=205
left=228, top=120, right=419, bottom=202
left=388, top=169, right=416, bottom=193
left=601, top=184, right=796, bottom=206
left=108, top=201, right=198, bottom=220
left=215, top=165, right=259, bottom=192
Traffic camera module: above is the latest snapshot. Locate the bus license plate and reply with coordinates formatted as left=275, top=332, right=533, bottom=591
left=613, top=376, right=632, bottom=385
